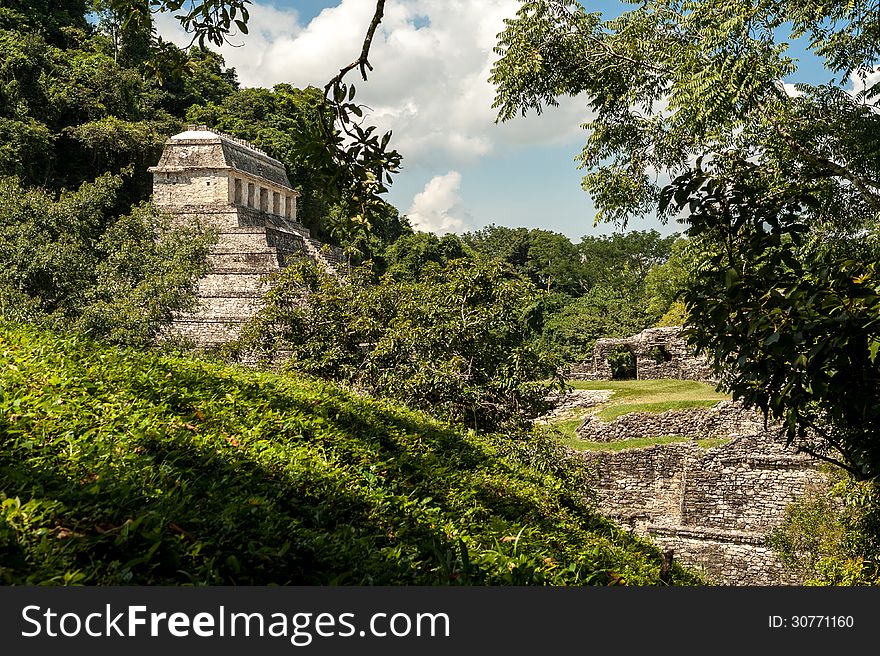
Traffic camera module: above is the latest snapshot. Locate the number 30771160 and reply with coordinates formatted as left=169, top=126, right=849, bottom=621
left=769, top=615, right=854, bottom=629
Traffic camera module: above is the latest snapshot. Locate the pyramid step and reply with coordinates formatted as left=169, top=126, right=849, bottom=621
left=208, top=252, right=284, bottom=271
left=168, top=319, right=245, bottom=344
left=198, top=272, right=273, bottom=295
left=188, top=295, right=265, bottom=319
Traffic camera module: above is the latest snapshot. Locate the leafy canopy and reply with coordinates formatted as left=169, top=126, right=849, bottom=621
left=491, top=0, right=880, bottom=225
left=492, top=0, right=880, bottom=478
left=0, top=174, right=213, bottom=346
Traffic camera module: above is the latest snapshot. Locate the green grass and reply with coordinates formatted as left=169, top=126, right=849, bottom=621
left=596, top=399, right=722, bottom=421
left=568, top=379, right=728, bottom=403
left=562, top=379, right=728, bottom=423
left=545, top=380, right=732, bottom=450
left=696, top=438, right=730, bottom=449
left=549, top=418, right=583, bottom=440
left=0, top=322, right=701, bottom=586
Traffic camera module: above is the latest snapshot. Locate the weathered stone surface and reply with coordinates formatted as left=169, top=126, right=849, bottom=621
left=566, top=326, right=714, bottom=382
left=538, top=389, right=615, bottom=423
left=575, top=433, right=827, bottom=585
left=646, top=524, right=803, bottom=586
left=149, top=126, right=346, bottom=348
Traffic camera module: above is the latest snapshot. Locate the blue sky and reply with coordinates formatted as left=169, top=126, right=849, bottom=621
left=156, top=1, right=836, bottom=241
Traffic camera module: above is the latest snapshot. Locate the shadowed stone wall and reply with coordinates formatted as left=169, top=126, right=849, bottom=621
left=567, top=327, right=715, bottom=382
left=576, top=400, right=764, bottom=442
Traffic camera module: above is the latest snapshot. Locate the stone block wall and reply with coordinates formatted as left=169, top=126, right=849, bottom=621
left=576, top=434, right=826, bottom=585
left=579, top=443, right=688, bottom=521
left=646, top=525, right=803, bottom=585
left=682, top=439, right=825, bottom=532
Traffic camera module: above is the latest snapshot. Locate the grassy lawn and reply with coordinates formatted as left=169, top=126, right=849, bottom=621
left=549, top=418, right=584, bottom=441
left=596, top=399, right=722, bottom=421
left=568, top=379, right=729, bottom=403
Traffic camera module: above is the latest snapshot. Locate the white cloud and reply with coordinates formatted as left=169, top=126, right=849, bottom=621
left=154, top=4, right=303, bottom=70
left=154, top=0, right=590, bottom=171
left=849, top=68, right=880, bottom=105
left=406, top=171, right=472, bottom=233
left=782, top=82, right=803, bottom=98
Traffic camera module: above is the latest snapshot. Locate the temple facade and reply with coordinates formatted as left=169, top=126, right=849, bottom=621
left=149, top=126, right=345, bottom=348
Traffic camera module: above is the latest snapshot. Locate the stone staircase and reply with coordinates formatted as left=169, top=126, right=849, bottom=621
left=169, top=211, right=344, bottom=349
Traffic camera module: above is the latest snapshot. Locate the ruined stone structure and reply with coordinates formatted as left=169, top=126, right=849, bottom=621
left=150, top=126, right=345, bottom=347
left=551, top=328, right=827, bottom=584
left=576, top=434, right=827, bottom=585
left=567, top=327, right=715, bottom=382
left=576, top=400, right=765, bottom=442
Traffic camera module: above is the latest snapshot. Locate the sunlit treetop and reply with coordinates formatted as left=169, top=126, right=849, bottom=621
left=491, top=0, right=880, bottom=226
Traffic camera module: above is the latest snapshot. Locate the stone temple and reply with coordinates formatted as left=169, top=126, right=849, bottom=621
left=149, top=126, right=345, bottom=348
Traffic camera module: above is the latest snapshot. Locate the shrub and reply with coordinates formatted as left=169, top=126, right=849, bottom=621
left=769, top=471, right=880, bottom=585
left=0, top=174, right=214, bottom=345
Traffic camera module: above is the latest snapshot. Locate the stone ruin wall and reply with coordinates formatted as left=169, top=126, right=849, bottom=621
left=556, top=332, right=828, bottom=585
left=576, top=400, right=765, bottom=442
left=567, top=327, right=715, bottom=382
left=575, top=434, right=827, bottom=585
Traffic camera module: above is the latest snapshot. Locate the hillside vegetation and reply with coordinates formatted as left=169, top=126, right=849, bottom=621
left=0, top=323, right=698, bottom=585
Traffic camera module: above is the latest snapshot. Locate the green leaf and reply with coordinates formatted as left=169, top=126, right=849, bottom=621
left=868, top=338, right=880, bottom=363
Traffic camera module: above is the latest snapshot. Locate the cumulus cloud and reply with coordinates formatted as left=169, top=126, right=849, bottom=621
left=154, top=0, right=590, bottom=170
left=154, top=4, right=304, bottom=71
left=406, top=171, right=472, bottom=234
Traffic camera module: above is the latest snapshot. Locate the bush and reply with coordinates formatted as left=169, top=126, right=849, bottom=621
left=769, top=471, right=880, bottom=585
left=0, top=174, right=214, bottom=345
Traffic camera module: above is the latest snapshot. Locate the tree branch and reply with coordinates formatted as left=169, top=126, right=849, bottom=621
left=797, top=417, right=866, bottom=479
left=324, top=0, right=386, bottom=95
left=794, top=443, right=862, bottom=479
left=766, top=84, right=880, bottom=213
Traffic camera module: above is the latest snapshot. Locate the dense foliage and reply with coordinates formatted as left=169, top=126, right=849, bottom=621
left=461, top=225, right=585, bottom=295
left=663, top=166, right=880, bottom=479
left=770, top=472, right=880, bottom=585
left=461, top=225, right=682, bottom=362
left=0, top=322, right=698, bottom=585
left=0, top=174, right=213, bottom=346
left=234, top=258, right=563, bottom=431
